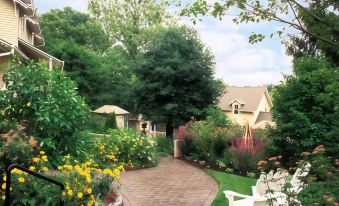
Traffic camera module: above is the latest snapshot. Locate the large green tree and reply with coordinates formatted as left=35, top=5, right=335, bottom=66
left=133, top=26, right=224, bottom=137
left=40, top=7, right=110, bottom=53
left=40, top=7, right=137, bottom=108
left=269, top=56, right=339, bottom=162
left=88, top=0, right=174, bottom=60
left=40, top=8, right=112, bottom=107
left=87, top=0, right=177, bottom=111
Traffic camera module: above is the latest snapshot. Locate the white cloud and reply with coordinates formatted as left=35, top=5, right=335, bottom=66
left=193, top=16, right=292, bottom=86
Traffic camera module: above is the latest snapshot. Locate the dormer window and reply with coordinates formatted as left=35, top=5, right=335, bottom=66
left=234, top=105, right=239, bottom=114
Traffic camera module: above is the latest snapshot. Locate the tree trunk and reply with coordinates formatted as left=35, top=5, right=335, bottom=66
left=166, top=120, right=173, bottom=138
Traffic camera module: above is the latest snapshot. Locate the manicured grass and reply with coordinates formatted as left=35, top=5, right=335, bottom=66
left=204, top=169, right=257, bottom=206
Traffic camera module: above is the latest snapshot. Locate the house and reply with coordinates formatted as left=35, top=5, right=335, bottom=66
left=93, top=105, right=130, bottom=129
left=218, top=86, right=274, bottom=129
left=0, top=0, right=63, bottom=90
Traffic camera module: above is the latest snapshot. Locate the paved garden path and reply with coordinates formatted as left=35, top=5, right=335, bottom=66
left=120, top=156, right=218, bottom=206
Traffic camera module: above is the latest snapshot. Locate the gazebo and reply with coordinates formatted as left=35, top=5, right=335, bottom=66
left=93, top=105, right=129, bottom=129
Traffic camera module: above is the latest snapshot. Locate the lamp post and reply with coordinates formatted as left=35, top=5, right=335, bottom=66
left=141, top=121, right=147, bottom=136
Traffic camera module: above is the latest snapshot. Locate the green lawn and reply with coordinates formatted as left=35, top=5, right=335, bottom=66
left=204, top=169, right=257, bottom=206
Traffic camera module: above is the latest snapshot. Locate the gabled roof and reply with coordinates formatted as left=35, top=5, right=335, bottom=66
left=93, top=105, right=129, bottom=115
left=255, top=112, right=272, bottom=124
left=218, top=86, right=272, bottom=112
left=229, top=99, right=246, bottom=105
left=18, top=38, right=64, bottom=68
left=0, top=39, right=27, bottom=57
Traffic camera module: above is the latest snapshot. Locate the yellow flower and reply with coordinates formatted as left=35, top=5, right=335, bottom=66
left=86, top=176, right=91, bottom=183
left=64, top=154, right=71, bottom=159
left=67, top=189, right=73, bottom=196
left=57, top=166, right=63, bottom=170
left=26, top=102, right=31, bottom=107
left=1, top=195, right=5, bottom=200
left=11, top=168, right=23, bottom=175
left=32, top=157, right=40, bottom=163
left=41, top=155, right=48, bottom=162
left=86, top=188, right=92, bottom=194
left=67, top=165, right=73, bottom=170
left=29, top=166, right=35, bottom=171
left=77, top=192, right=83, bottom=199
left=41, top=167, right=48, bottom=172
left=3, top=175, right=6, bottom=181
left=39, top=151, right=45, bottom=155
left=18, top=177, right=25, bottom=183
left=2, top=183, right=6, bottom=190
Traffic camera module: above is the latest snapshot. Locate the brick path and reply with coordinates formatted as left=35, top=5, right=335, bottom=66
left=120, top=157, right=218, bottom=206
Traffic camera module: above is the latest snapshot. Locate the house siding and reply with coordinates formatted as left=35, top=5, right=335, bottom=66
left=225, top=111, right=256, bottom=126
left=0, top=0, right=19, bottom=46
left=224, top=93, right=272, bottom=127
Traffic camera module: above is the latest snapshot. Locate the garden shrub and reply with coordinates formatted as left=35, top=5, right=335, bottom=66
left=0, top=59, right=90, bottom=157
left=85, top=114, right=106, bottom=133
left=0, top=152, right=124, bottom=205
left=105, top=112, right=117, bottom=130
left=225, top=137, right=267, bottom=173
left=181, top=107, right=232, bottom=162
left=0, top=124, right=38, bottom=169
left=259, top=145, right=339, bottom=206
left=99, top=129, right=158, bottom=168
left=155, top=135, right=174, bottom=155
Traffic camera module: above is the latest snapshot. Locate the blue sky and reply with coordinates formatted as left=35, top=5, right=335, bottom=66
left=35, top=0, right=292, bottom=86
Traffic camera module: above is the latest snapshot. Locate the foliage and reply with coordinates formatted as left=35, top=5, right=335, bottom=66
left=225, top=137, right=267, bottom=173
left=85, top=114, right=107, bottom=134
left=204, top=169, right=256, bottom=206
left=0, top=59, right=90, bottom=155
left=39, top=8, right=116, bottom=107
left=105, top=112, right=117, bottom=130
left=134, top=26, right=225, bottom=137
left=0, top=125, right=38, bottom=169
left=180, top=0, right=338, bottom=50
left=99, top=129, right=158, bottom=168
left=258, top=145, right=339, bottom=206
left=88, top=0, right=174, bottom=60
left=182, top=107, right=231, bottom=162
left=268, top=56, right=339, bottom=163
left=155, top=135, right=174, bottom=155
left=0, top=152, right=124, bottom=205
left=40, top=7, right=110, bottom=53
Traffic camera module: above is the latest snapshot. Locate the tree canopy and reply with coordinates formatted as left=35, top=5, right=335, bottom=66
left=180, top=0, right=338, bottom=57
left=269, top=56, right=339, bottom=162
left=88, top=0, right=174, bottom=60
left=133, top=26, right=224, bottom=137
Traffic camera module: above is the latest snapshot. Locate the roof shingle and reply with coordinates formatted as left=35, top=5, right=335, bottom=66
left=218, top=86, right=269, bottom=112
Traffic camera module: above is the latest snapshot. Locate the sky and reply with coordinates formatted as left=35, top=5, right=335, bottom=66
left=35, top=0, right=292, bottom=86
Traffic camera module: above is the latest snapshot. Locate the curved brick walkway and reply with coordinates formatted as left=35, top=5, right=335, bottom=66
left=120, top=157, right=218, bottom=206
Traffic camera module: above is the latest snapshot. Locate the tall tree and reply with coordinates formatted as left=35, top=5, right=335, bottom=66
left=269, top=56, right=339, bottom=162
left=88, top=0, right=176, bottom=111
left=40, top=8, right=112, bottom=107
left=88, top=0, right=174, bottom=60
left=133, top=26, right=224, bottom=137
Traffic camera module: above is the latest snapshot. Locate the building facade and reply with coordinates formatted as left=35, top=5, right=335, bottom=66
left=0, top=0, right=63, bottom=90
left=218, top=86, right=274, bottom=129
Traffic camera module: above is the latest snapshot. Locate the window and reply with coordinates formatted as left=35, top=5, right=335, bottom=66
left=234, top=105, right=239, bottom=114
